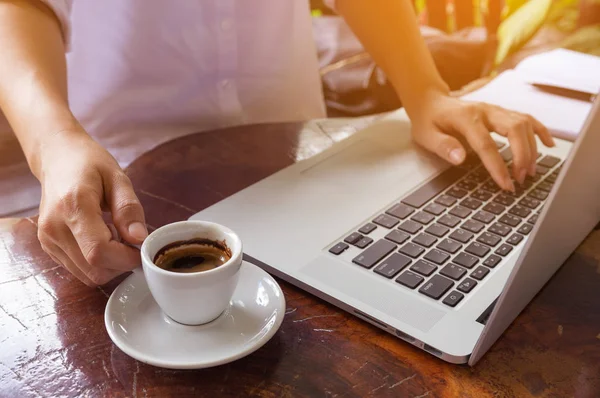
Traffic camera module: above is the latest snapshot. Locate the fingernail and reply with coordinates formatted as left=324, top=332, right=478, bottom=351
left=128, top=222, right=148, bottom=241
left=505, top=178, right=515, bottom=192
left=518, top=169, right=526, bottom=185
left=529, top=163, right=536, bottom=176
left=449, top=148, right=465, bottom=165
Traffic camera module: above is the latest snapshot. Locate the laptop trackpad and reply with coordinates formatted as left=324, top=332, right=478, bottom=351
left=300, top=255, right=446, bottom=333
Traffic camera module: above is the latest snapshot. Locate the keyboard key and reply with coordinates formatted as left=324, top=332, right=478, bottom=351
left=494, top=194, right=515, bottom=206
left=457, top=179, right=478, bottom=191
left=537, top=181, right=553, bottom=192
left=473, top=211, right=495, bottom=224
left=528, top=214, right=539, bottom=225
left=461, top=219, right=485, bottom=234
left=517, top=223, right=533, bottom=235
left=495, top=243, right=513, bottom=256
left=435, top=194, right=458, bottom=207
left=373, top=214, right=400, bottom=229
left=449, top=206, right=472, bottom=219
left=452, top=252, right=478, bottom=269
left=471, top=266, right=490, bottom=281
left=488, top=222, right=511, bottom=237
left=425, top=224, right=450, bottom=238
left=443, top=291, right=465, bottom=307
left=465, top=242, right=490, bottom=258
left=482, top=180, right=501, bottom=193
left=386, top=203, right=415, bottom=220
left=344, top=232, right=363, bottom=244
left=538, top=155, right=561, bottom=168
left=413, top=233, right=438, bottom=248
left=399, top=220, right=423, bottom=234
left=528, top=189, right=548, bottom=201
left=520, top=197, right=541, bottom=209
left=329, top=242, right=349, bottom=255
left=418, top=275, right=454, bottom=299
left=509, top=205, right=532, bottom=218
left=536, top=165, right=550, bottom=175
left=457, top=277, right=478, bottom=293
left=483, top=202, right=505, bottom=215
left=447, top=187, right=469, bottom=199
left=411, top=211, right=435, bottom=225
left=424, top=202, right=446, bottom=216
left=469, top=168, right=491, bottom=183
left=499, top=213, right=522, bottom=227
left=545, top=175, right=557, bottom=184
left=477, top=232, right=502, bottom=247
left=410, top=260, right=437, bottom=276
left=402, top=167, right=467, bottom=208
left=527, top=172, right=543, bottom=183
left=483, top=254, right=502, bottom=268
left=399, top=242, right=426, bottom=258
left=373, top=253, right=412, bottom=278
left=355, top=237, right=374, bottom=249
left=506, top=185, right=527, bottom=198
left=440, top=263, right=467, bottom=280
left=352, top=239, right=397, bottom=269
left=471, top=189, right=493, bottom=201
left=385, top=230, right=410, bottom=245
left=395, top=270, right=424, bottom=289
left=358, top=223, right=377, bottom=235
left=437, top=239, right=462, bottom=254
left=424, top=249, right=450, bottom=265
left=507, top=233, right=524, bottom=245
left=450, top=229, right=474, bottom=243
left=438, top=214, right=461, bottom=228
left=461, top=197, right=483, bottom=210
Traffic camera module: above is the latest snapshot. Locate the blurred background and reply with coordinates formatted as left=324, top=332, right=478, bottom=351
left=311, top=0, right=600, bottom=117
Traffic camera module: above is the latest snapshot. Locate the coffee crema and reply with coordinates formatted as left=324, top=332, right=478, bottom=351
left=153, top=238, right=232, bottom=273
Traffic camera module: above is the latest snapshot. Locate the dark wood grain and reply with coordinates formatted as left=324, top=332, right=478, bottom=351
left=1, top=122, right=599, bottom=398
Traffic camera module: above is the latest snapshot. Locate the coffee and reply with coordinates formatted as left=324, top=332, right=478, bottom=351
left=153, top=238, right=232, bottom=273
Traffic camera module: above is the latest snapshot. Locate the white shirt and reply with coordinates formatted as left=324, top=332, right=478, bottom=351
left=0, top=0, right=331, bottom=215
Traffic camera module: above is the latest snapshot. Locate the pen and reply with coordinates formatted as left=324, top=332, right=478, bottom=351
left=531, top=83, right=597, bottom=103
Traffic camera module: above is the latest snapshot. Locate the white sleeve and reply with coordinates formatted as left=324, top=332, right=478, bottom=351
left=38, top=0, right=73, bottom=51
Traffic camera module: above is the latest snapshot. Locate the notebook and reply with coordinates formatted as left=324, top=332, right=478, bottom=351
left=461, top=49, right=599, bottom=141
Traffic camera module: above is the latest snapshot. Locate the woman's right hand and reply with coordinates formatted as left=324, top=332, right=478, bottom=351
left=36, top=128, right=147, bottom=286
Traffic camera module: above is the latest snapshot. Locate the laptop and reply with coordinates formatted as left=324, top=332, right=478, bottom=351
left=190, top=96, right=600, bottom=366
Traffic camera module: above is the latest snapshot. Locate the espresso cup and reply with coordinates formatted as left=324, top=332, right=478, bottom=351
left=139, top=220, right=242, bottom=325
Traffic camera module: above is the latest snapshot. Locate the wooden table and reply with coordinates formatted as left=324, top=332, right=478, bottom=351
left=1, top=122, right=599, bottom=397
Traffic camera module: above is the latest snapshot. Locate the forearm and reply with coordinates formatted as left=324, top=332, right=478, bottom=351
left=0, top=0, right=79, bottom=178
left=335, top=0, right=449, bottom=119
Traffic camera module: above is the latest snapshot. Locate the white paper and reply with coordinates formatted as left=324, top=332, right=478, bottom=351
left=461, top=69, right=593, bottom=141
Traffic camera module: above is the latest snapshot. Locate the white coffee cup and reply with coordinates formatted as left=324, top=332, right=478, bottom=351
left=139, top=220, right=243, bottom=325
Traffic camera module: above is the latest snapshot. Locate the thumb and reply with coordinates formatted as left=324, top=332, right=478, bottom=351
left=413, top=128, right=466, bottom=166
left=105, top=172, right=147, bottom=244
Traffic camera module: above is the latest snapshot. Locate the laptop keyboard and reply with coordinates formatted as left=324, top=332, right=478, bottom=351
left=328, top=141, right=563, bottom=308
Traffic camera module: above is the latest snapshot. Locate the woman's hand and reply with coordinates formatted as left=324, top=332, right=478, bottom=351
left=410, top=93, right=555, bottom=191
left=36, top=128, right=147, bottom=286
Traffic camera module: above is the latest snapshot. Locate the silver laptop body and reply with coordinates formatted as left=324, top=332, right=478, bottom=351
left=191, top=97, right=600, bottom=365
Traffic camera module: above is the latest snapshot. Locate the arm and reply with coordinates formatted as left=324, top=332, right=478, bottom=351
left=334, top=0, right=555, bottom=191
left=0, top=0, right=146, bottom=286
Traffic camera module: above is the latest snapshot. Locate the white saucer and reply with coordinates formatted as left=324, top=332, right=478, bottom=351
left=104, top=261, right=286, bottom=369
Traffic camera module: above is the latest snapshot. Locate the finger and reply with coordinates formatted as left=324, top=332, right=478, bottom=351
left=65, top=201, right=142, bottom=272
left=104, top=171, right=147, bottom=244
left=461, top=120, right=514, bottom=192
left=412, top=128, right=467, bottom=166
left=505, top=121, right=532, bottom=185
left=526, top=122, right=538, bottom=176
left=58, top=187, right=142, bottom=272
left=527, top=114, right=555, bottom=147
left=41, top=241, right=96, bottom=286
